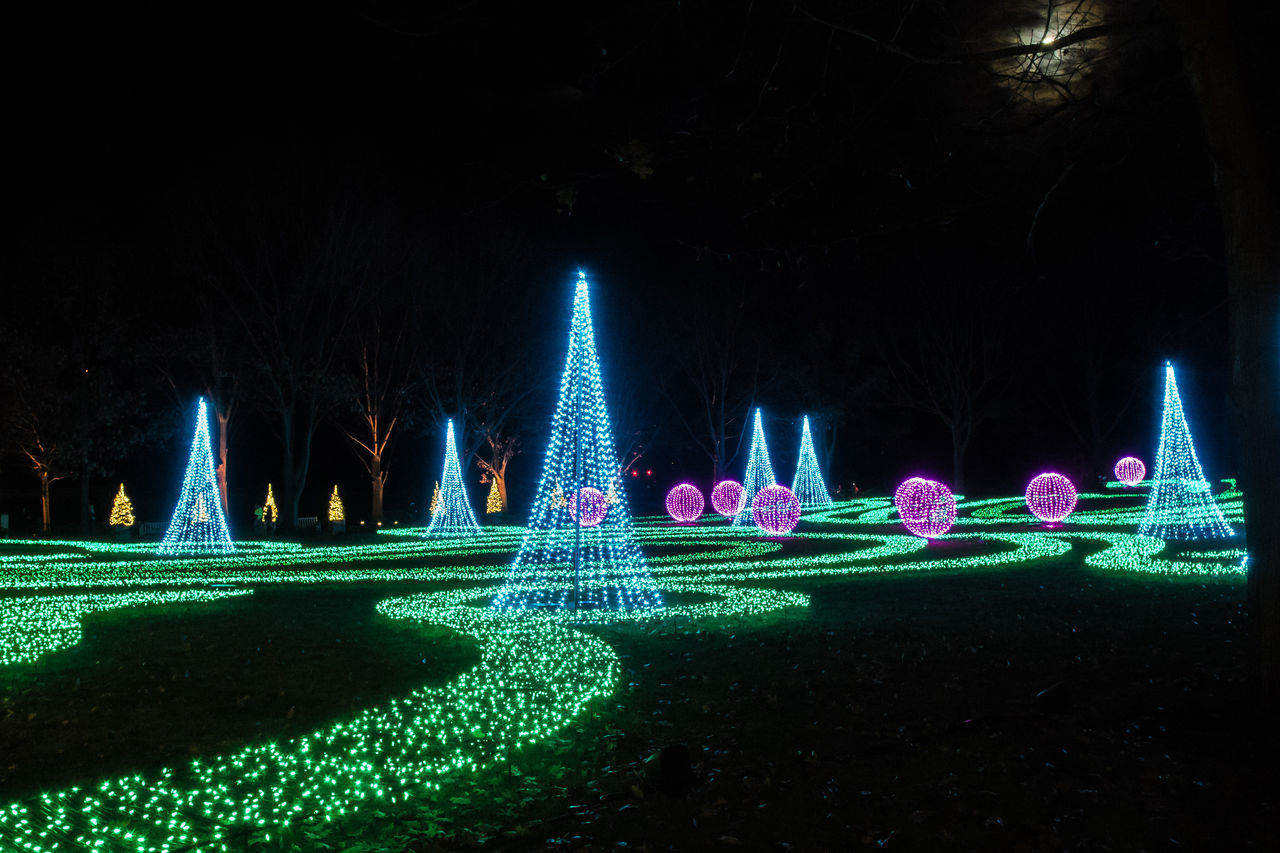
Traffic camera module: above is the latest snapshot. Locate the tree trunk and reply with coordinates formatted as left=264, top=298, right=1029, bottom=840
left=215, top=408, right=230, bottom=515
left=1171, top=0, right=1280, bottom=710
left=951, top=426, right=967, bottom=495
left=40, top=471, right=52, bottom=535
left=281, top=411, right=299, bottom=531
left=370, top=453, right=385, bottom=525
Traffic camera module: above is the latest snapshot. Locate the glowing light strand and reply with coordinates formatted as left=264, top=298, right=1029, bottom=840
left=491, top=272, right=662, bottom=611
left=733, top=408, right=777, bottom=526
left=791, top=415, right=833, bottom=508
left=424, top=420, right=482, bottom=537
left=157, top=398, right=235, bottom=555
left=1139, top=363, right=1235, bottom=540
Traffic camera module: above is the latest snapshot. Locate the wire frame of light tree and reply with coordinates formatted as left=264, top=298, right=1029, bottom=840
left=791, top=415, right=833, bottom=508
left=733, top=408, right=777, bottom=526
left=158, top=398, right=235, bottom=554
left=424, top=419, right=482, bottom=537
left=491, top=271, right=663, bottom=611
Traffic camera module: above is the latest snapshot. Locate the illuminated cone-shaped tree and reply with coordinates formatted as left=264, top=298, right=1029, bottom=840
left=158, top=398, right=235, bottom=554
left=733, top=408, right=777, bottom=526
left=328, top=486, right=345, bottom=522
left=1139, top=363, right=1235, bottom=540
left=492, top=271, right=662, bottom=611
left=429, top=481, right=440, bottom=517
left=109, top=484, right=135, bottom=527
left=486, top=477, right=502, bottom=514
left=263, top=484, right=279, bottom=525
left=425, top=419, right=482, bottom=536
left=791, top=415, right=833, bottom=508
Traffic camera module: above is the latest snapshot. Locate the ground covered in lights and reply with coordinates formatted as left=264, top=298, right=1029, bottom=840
left=0, top=490, right=1275, bottom=851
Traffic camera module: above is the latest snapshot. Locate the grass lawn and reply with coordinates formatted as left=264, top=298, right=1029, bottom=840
left=0, top=496, right=1274, bottom=851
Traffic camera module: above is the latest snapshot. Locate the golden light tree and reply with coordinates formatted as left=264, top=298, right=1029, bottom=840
left=429, top=481, right=440, bottom=517
left=264, top=484, right=279, bottom=524
left=486, top=477, right=502, bottom=514
left=109, top=484, right=135, bottom=527
left=328, top=485, right=345, bottom=522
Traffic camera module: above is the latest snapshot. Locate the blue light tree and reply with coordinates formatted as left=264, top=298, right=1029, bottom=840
left=1139, top=362, right=1235, bottom=540
left=733, top=408, right=777, bottom=526
left=158, top=398, right=235, bottom=554
left=424, top=419, right=482, bottom=537
left=792, top=415, right=833, bottom=508
left=491, top=272, right=663, bottom=611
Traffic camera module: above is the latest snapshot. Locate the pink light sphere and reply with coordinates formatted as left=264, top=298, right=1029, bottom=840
left=665, top=483, right=705, bottom=523
left=751, top=484, right=802, bottom=535
left=1025, top=473, right=1077, bottom=523
left=1114, top=456, right=1146, bottom=487
left=711, top=479, right=746, bottom=517
left=567, top=487, right=608, bottom=527
left=896, top=477, right=956, bottom=538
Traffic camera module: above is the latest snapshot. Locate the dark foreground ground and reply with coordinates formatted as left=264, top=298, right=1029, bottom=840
left=2, top=553, right=1275, bottom=852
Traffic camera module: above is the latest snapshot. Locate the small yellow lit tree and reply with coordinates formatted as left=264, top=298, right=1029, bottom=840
left=264, top=484, right=279, bottom=524
left=109, top=483, right=135, bottom=527
left=328, top=486, right=345, bottom=522
left=486, top=478, right=502, bottom=514
left=429, top=481, right=440, bottom=517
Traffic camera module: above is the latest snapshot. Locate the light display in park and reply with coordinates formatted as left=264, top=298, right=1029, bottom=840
left=425, top=420, right=482, bottom=537
left=752, top=484, right=802, bottom=534
left=791, top=415, right=833, bottom=508
left=1139, top=363, right=1235, bottom=540
left=733, top=408, right=777, bottom=526
left=665, top=483, right=705, bottom=523
left=491, top=271, right=663, bottom=611
left=895, top=477, right=956, bottom=538
left=429, top=481, right=440, bottom=517
left=108, top=484, right=134, bottom=527
left=568, top=486, right=608, bottom=528
left=1114, top=456, right=1146, bottom=487
left=1025, top=472, right=1077, bottom=523
left=486, top=478, right=502, bottom=513
left=711, top=480, right=745, bottom=517
left=328, top=486, right=345, bottom=522
left=158, top=398, right=235, bottom=555
left=263, top=484, right=278, bottom=524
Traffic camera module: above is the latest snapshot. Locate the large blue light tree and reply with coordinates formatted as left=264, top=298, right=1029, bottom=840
left=792, top=415, right=833, bottom=508
left=158, top=398, right=235, bottom=554
left=424, top=419, right=482, bottom=537
left=1139, top=363, right=1235, bottom=541
left=491, top=272, right=662, bottom=611
left=733, top=408, right=777, bottom=526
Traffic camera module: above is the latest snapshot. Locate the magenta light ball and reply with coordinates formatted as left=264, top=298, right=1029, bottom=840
left=1025, top=472, right=1077, bottom=523
left=665, top=483, right=705, bottom=523
left=711, top=480, right=746, bottom=517
left=567, top=487, right=608, bottom=528
left=896, top=478, right=956, bottom=538
left=1114, top=456, right=1146, bottom=487
left=751, top=484, right=802, bottom=535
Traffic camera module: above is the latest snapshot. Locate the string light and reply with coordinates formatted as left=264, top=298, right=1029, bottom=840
left=567, top=487, right=608, bottom=527
left=108, top=484, right=134, bottom=528
left=264, top=484, right=279, bottom=525
left=895, top=477, right=956, bottom=538
left=733, top=408, right=776, bottom=526
left=490, top=271, right=662, bottom=611
left=1139, top=363, right=1235, bottom=540
left=751, top=484, right=801, bottom=534
left=1024, top=472, right=1077, bottom=523
left=711, top=480, right=745, bottom=517
left=1114, top=456, right=1146, bottom=486
left=424, top=420, right=482, bottom=537
left=485, top=479, right=502, bottom=514
left=158, top=398, right=235, bottom=555
left=791, top=415, right=833, bottom=508
left=328, top=486, right=345, bottom=523
left=665, top=484, right=705, bottom=523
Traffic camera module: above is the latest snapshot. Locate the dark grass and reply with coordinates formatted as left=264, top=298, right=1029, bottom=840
left=377, top=559, right=1275, bottom=853
left=3, top=547, right=1276, bottom=852
left=0, top=584, right=479, bottom=798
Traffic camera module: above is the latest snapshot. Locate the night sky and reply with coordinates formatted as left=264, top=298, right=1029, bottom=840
left=2, top=0, right=1240, bottom=528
